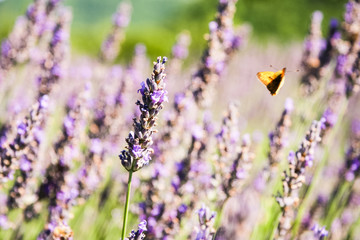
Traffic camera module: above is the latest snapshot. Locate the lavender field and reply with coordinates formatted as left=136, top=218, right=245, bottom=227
left=0, top=0, right=360, bottom=239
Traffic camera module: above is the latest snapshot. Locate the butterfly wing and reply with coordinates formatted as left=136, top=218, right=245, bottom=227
left=256, top=71, right=276, bottom=86
left=257, top=68, right=286, bottom=96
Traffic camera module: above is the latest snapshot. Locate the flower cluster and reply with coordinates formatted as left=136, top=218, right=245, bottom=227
left=300, top=11, right=340, bottom=95
left=119, top=57, right=168, bottom=172
left=99, top=1, right=132, bottom=63
left=0, top=0, right=63, bottom=75
left=191, top=205, right=217, bottom=240
left=267, top=98, right=294, bottom=177
left=36, top=86, right=91, bottom=238
left=221, top=134, right=253, bottom=201
left=275, top=120, right=323, bottom=239
left=0, top=0, right=359, bottom=239
left=312, top=224, right=329, bottom=240
left=343, top=0, right=360, bottom=96
left=343, top=120, right=360, bottom=181
left=125, top=220, right=147, bottom=240
left=0, top=96, right=48, bottom=182
left=189, top=0, right=248, bottom=107
left=37, top=8, right=71, bottom=98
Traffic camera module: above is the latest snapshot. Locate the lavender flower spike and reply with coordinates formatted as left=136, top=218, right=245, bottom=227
left=191, top=204, right=217, bottom=240
left=119, top=57, right=168, bottom=172
left=312, top=223, right=329, bottom=240
left=275, top=120, right=323, bottom=239
left=124, top=220, right=147, bottom=240
left=100, top=1, right=132, bottom=63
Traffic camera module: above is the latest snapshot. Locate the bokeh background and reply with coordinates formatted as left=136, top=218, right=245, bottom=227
left=0, top=0, right=358, bottom=240
left=0, top=0, right=348, bottom=60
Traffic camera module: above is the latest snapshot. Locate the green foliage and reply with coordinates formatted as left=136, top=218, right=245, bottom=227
left=0, top=0, right=348, bottom=60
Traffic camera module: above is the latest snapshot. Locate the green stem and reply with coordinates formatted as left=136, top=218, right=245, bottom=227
left=121, top=169, right=133, bottom=240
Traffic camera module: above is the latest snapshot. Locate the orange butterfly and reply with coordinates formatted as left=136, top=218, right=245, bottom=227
left=256, top=68, right=286, bottom=96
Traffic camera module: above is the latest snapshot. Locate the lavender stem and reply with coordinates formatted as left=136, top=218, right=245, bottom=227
left=122, top=169, right=133, bottom=240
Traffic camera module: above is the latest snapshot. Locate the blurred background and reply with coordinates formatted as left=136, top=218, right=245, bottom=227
left=0, top=1, right=358, bottom=239
left=0, top=0, right=348, bottom=61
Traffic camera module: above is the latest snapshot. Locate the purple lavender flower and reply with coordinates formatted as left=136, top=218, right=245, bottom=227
left=267, top=98, right=294, bottom=178
left=125, top=220, right=147, bottom=240
left=37, top=8, right=71, bottom=98
left=320, top=108, right=338, bottom=134
left=171, top=32, right=190, bottom=60
left=192, top=204, right=217, bottom=240
left=343, top=120, right=360, bottom=181
left=300, top=10, right=340, bottom=94
left=276, top=120, right=323, bottom=239
left=0, top=214, right=10, bottom=230
left=189, top=0, right=243, bottom=107
left=312, top=224, right=329, bottom=240
left=221, top=134, right=253, bottom=201
left=119, top=57, right=167, bottom=172
left=150, top=90, right=168, bottom=105
left=100, top=1, right=132, bottom=62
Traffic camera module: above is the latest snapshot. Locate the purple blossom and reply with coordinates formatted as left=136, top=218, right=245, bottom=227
left=126, top=220, right=147, bottom=240
left=322, top=108, right=338, bottom=128
left=0, top=215, right=9, bottom=230
left=39, top=95, right=49, bottom=109
left=138, top=82, right=146, bottom=95
left=285, top=98, right=294, bottom=112
left=50, top=63, right=62, bottom=78
left=142, top=149, right=152, bottom=165
left=192, top=125, right=204, bottom=140
left=305, top=155, right=314, bottom=167
left=120, top=57, right=167, bottom=172
left=138, top=220, right=147, bottom=233
left=345, top=1, right=354, bottom=23
left=312, top=224, right=329, bottom=240
left=90, top=138, right=102, bottom=154
left=51, top=28, right=67, bottom=46
left=17, top=122, right=27, bottom=135
left=336, top=54, right=347, bottom=76
left=131, top=144, right=142, bottom=159
left=151, top=89, right=168, bottom=105
left=209, top=21, right=218, bottom=32
left=19, top=156, right=32, bottom=172
left=63, top=115, right=75, bottom=137
left=172, top=43, right=189, bottom=59
left=1, top=40, right=11, bottom=57
left=178, top=204, right=188, bottom=214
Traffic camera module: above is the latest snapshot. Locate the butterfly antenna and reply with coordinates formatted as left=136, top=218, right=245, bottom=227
left=269, top=64, right=278, bottom=70
left=287, top=69, right=301, bottom=73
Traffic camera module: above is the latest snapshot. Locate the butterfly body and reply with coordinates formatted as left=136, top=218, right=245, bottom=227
left=256, top=68, right=286, bottom=96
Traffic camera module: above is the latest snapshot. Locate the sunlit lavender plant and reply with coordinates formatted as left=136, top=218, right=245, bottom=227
left=37, top=7, right=71, bottom=98
left=267, top=98, right=294, bottom=180
left=215, top=102, right=240, bottom=170
left=343, top=120, right=360, bottom=181
left=220, top=134, right=253, bottom=203
left=119, top=56, right=167, bottom=239
left=300, top=11, right=340, bottom=95
left=343, top=0, right=360, bottom=96
left=99, top=1, right=132, bottom=63
left=312, top=223, right=329, bottom=240
left=0, top=96, right=48, bottom=182
left=190, top=0, right=243, bottom=107
left=167, top=31, right=191, bottom=77
left=36, top=86, right=90, bottom=238
left=191, top=205, right=217, bottom=240
left=275, top=119, right=323, bottom=240
left=124, top=220, right=147, bottom=240
left=5, top=96, right=49, bottom=210
left=0, top=0, right=63, bottom=75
